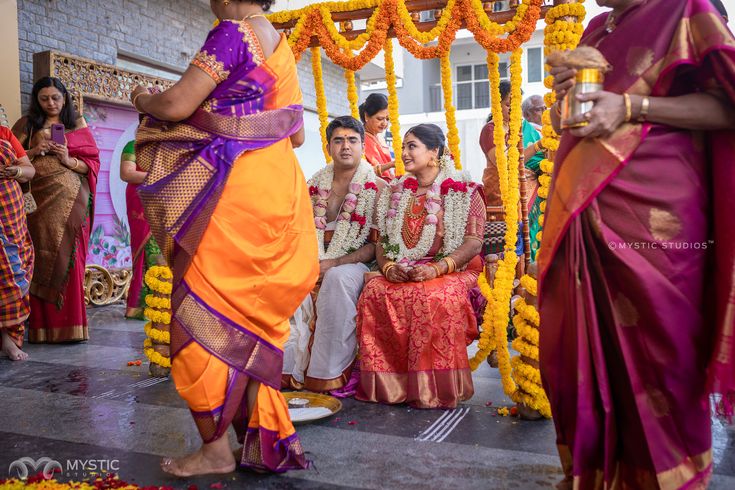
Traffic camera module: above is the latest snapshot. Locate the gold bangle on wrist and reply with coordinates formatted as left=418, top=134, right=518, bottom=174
left=14, top=167, right=22, bottom=179
left=623, top=93, right=632, bottom=123
left=132, top=93, right=145, bottom=113
left=381, top=261, right=396, bottom=276
left=443, top=257, right=456, bottom=274
left=70, top=157, right=80, bottom=170
left=429, top=262, right=443, bottom=278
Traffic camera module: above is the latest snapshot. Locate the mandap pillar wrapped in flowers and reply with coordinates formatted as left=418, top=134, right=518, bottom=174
left=268, top=0, right=586, bottom=420
left=143, top=266, right=173, bottom=377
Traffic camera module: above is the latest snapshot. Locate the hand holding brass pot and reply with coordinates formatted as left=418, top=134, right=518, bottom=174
left=547, top=47, right=612, bottom=129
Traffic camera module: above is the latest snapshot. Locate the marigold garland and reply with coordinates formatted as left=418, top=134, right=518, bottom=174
left=144, top=266, right=172, bottom=295
left=311, top=47, right=331, bottom=163
left=344, top=66, right=360, bottom=120
left=383, top=37, right=404, bottom=175
left=144, top=338, right=172, bottom=368
left=144, top=321, right=171, bottom=344
left=144, top=307, right=171, bottom=325
left=440, top=51, right=461, bottom=169
left=519, top=274, right=538, bottom=297
left=469, top=49, right=524, bottom=401
left=144, top=295, right=171, bottom=310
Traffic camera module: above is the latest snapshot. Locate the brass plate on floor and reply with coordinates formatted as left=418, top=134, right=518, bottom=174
left=283, top=391, right=342, bottom=424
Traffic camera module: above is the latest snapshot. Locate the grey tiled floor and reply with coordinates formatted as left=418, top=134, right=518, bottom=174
left=1, top=305, right=733, bottom=489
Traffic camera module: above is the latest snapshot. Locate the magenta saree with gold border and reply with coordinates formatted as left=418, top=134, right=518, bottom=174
left=538, top=1, right=735, bottom=487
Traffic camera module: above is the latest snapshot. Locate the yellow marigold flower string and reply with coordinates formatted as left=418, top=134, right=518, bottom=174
left=144, top=321, right=171, bottom=344
left=311, top=46, right=331, bottom=163
left=144, top=338, right=172, bottom=368
left=384, top=37, right=404, bottom=175
left=440, top=51, right=461, bottom=169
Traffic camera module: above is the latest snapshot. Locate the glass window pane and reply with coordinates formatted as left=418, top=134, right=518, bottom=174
left=528, top=47, right=542, bottom=83
left=456, top=83, right=473, bottom=110
left=474, top=81, right=489, bottom=108
left=499, top=62, right=508, bottom=79
left=456, top=65, right=472, bottom=82
left=474, top=64, right=488, bottom=80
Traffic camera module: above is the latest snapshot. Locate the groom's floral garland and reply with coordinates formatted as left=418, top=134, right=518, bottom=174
left=377, top=164, right=475, bottom=263
left=308, top=160, right=379, bottom=260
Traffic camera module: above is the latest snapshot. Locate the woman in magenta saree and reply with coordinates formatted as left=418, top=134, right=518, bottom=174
left=539, top=0, right=735, bottom=488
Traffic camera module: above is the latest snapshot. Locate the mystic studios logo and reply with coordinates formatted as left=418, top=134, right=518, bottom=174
left=8, top=457, right=120, bottom=480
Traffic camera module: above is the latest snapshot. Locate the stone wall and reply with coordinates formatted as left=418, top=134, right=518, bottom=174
left=16, top=0, right=351, bottom=116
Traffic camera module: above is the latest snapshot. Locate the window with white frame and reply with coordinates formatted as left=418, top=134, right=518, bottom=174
left=527, top=47, right=543, bottom=83
left=453, top=62, right=508, bottom=111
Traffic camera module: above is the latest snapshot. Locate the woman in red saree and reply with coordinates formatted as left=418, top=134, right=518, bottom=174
left=360, top=93, right=395, bottom=181
left=0, top=127, right=35, bottom=360
left=13, top=77, right=100, bottom=343
left=131, top=0, right=316, bottom=477
left=540, top=0, right=735, bottom=487
left=357, top=124, right=485, bottom=409
left=120, top=138, right=152, bottom=319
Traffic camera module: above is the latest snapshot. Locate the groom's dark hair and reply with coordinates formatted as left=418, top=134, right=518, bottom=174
left=326, top=116, right=365, bottom=143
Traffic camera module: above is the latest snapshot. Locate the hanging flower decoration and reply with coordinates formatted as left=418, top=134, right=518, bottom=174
left=440, top=51, right=461, bottom=170
left=308, top=160, right=379, bottom=259
left=469, top=48, right=524, bottom=398
left=344, top=65, right=360, bottom=120
left=311, top=46, right=331, bottom=163
left=383, top=37, right=404, bottom=175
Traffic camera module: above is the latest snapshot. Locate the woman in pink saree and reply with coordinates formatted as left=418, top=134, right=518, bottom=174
left=540, top=0, right=735, bottom=488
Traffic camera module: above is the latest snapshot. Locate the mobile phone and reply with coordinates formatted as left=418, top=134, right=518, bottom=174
left=50, top=124, right=65, bottom=145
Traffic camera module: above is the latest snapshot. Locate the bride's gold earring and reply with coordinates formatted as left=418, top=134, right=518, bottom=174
left=429, top=157, right=438, bottom=168
left=223, top=0, right=230, bottom=5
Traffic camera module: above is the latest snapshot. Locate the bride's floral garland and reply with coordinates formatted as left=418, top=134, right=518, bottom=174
left=308, top=160, right=379, bottom=260
left=377, top=162, right=475, bottom=263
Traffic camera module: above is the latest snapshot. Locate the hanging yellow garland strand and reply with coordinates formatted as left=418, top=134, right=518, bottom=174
left=311, top=46, right=331, bottom=163
left=439, top=51, right=461, bottom=169
left=383, top=37, right=404, bottom=175
left=469, top=50, right=524, bottom=402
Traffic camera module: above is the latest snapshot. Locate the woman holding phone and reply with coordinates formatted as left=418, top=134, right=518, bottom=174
left=12, top=77, right=100, bottom=343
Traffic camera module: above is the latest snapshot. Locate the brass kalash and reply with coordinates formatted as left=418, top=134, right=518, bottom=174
left=548, top=46, right=611, bottom=129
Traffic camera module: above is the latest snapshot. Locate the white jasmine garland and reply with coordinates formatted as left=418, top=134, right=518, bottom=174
left=308, top=160, right=378, bottom=260
left=377, top=166, right=475, bottom=263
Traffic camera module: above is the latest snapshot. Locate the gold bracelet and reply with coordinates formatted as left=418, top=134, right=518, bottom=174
left=639, top=96, right=650, bottom=122
left=443, top=257, right=457, bottom=274
left=429, top=262, right=443, bottom=278
left=70, top=157, right=80, bottom=170
left=623, top=93, right=632, bottom=123
left=132, top=92, right=145, bottom=113
left=375, top=164, right=382, bottom=176
left=381, top=261, right=396, bottom=275
left=14, top=167, right=22, bottom=179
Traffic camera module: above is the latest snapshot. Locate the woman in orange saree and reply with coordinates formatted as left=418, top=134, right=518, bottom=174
left=539, top=0, right=735, bottom=487
left=131, top=0, right=317, bottom=478
left=13, top=77, right=100, bottom=343
left=0, top=127, right=35, bottom=361
left=357, top=124, right=485, bottom=409
left=360, top=93, right=395, bottom=181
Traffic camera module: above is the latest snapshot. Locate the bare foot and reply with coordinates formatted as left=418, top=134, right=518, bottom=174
left=1, top=331, right=29, bottom=361
left=161, top=436, right=236, bottom=478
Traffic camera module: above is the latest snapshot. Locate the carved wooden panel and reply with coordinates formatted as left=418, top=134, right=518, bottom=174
left=33, top=51, right=174, bottom=106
